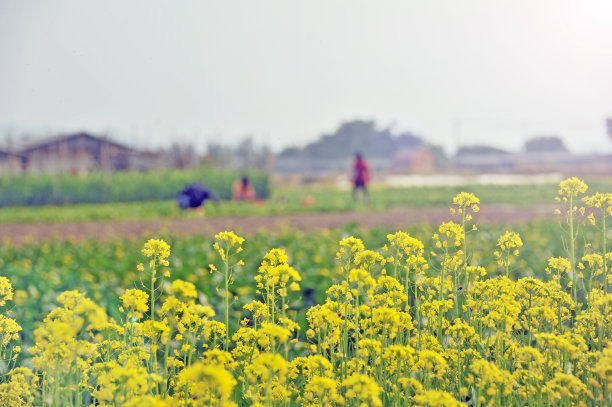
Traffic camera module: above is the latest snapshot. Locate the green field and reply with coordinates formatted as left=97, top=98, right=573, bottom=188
left=2, top=178, right=612, bottom=224
left=0, top=167, right=269, bottom=207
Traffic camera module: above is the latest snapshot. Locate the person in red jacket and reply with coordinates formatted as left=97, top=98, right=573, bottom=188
left=232, top=176, right=257, bottom=201
left=352, top=153, right=370, bottom=203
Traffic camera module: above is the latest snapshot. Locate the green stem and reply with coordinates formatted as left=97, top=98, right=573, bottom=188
left=42, top=372, right=47, bottom=407
left=437, top=251, right=447, bottom=342
left=462, top=208, right=467, bottom=287
left=355, top=294, right=360, bottom=356
left=271, top=283, right=276, bottom=323
left=505, top=251, right=510, bottom=278
left=161, top=316, right=174, bottom=395
left=603, top=207, right=608, bottom=294
left=459, top=208, right=468, bottom=319
left=569, top=195, right=577, bottom=302
left=151, top=259, right=156, bottom=322
left=393, top=246, right=400, bottom=280
left=224, top=251, right=230, bottom=351
left=343, top=280, right=349, bottom=379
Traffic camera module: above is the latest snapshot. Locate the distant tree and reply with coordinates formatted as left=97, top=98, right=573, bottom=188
left=396, top=132, right=423, bottom=150
left=204, top=137, right=272, bottom=170
left=524, top=136, right=568, bottom=153
left=426, top=144, right=449, bottom=169
left=205, top=144, right=233, bottom=168
left=165, top=143, right=197, bottom=169
left=456, top=145, right=510, bottom=156
left=236, top=138, right=256, bottom=169
left=278, top=120, right=424, bottom=159
left=278, top=146, right=303, bottom=158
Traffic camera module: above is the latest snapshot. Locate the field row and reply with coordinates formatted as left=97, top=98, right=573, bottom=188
left=3, top=179, right=612, bottom=224
left=0, top=168, right=269, bottom=207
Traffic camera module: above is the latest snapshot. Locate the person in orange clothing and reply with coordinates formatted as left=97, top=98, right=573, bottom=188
left=352, top=152, right=370, bottom=203
left=232, top=176, right=256, bottom=201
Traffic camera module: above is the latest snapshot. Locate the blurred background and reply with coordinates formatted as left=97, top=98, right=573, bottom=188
left=0, top=0, right=611, bottom=218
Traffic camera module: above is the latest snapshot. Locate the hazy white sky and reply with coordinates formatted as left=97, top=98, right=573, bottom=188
left=1, top=1, right=611, bottom=154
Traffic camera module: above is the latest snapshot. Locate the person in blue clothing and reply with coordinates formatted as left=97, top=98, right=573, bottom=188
left=176, top=183, right=217, bottom=210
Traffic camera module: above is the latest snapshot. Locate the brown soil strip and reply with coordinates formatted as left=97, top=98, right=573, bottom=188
left=0, top=204, right=556, bottom=246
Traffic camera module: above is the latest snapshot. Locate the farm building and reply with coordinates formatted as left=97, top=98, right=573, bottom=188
left=0, top=149, right=24, bottom=175
left=15, top=133, right=158, bottom=174
left=391, top=148, right=435, bottom=173
left=453, top=145, right=515, bottom=172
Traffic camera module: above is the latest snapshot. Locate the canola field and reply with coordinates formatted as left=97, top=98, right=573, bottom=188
left=0, top=177, right=610, bottom=406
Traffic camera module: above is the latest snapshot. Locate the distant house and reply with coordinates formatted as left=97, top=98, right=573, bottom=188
left=17, top=133, right=157, bottom=174
left=514, top=136, right=572, bottom=173
left=391, top=148, right=435, bottom=173
left=524, top=136, right=568, bottom=154
left=454, top=145, right=515, bottom=172
left=0, top=150, right=24, bottom=175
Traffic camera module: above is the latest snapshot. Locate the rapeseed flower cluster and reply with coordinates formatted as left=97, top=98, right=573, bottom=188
left=494, top=231, right=523, bottom=277
left=0, top=177, right=610, bottom=406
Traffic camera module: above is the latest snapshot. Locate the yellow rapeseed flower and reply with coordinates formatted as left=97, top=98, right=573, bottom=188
left=0, top=277, right=14, bottom=307
left=167, top=279, right=197, bottom=303
left=558, top=177, right=588, bottom=197
left=452, top=192, right=480, bottom=212
left=413, top=390, right=465, bottom=407
left=120, top=289, right=149, bottom=319
left=142, top=239, right=171, bottom=267
left=342, top=373, right=383, bottom=407
left=176, top=361, right=237, bottom=406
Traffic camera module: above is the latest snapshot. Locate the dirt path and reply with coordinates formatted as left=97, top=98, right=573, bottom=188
left=0, top=204, right=558, bottom=246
